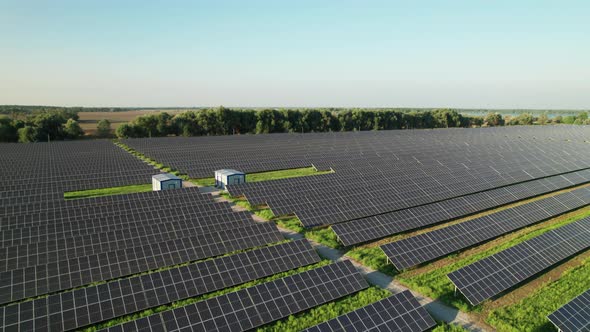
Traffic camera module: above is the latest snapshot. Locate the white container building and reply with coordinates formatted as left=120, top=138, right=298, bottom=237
left=215, top=169, right=246, bottom=189
left=152, top=173, right=183, bottom=191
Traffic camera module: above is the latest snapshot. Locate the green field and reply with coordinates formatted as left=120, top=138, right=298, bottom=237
left=219, top=193, right=342, bottom=249
left=64, top=183, right=152, bottom=199
left=192, top=166, right=332, bottom=187
left=346, top=247, right=397, bottom=275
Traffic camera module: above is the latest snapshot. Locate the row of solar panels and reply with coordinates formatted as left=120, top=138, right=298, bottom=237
left=1, top=195, right=229, bottom=229
left=0, top=186, right=207, bottom=216
left=230, top=155, right=590, bottom=227
left=548, top=288, right=590, bottom=332
left=448, top=216, right=590, bottom=306
left=0, top=239, right=436, bottom=332
left=0, top=140, right=157, bottom=193
left=334, top=169, right=590, bottom=246
left=123, top=126, right=590, bottom=178
left=381, top=186, right=590, bottom=270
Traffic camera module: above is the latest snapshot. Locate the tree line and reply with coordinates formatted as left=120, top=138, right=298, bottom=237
left=115, top=107, right=590, bottom=139
left=1, top=106, right=589, bottom=143
left=115, top=107, right=483, bottom=138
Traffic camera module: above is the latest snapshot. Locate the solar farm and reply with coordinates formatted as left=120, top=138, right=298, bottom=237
left=1, top=126, right=589, bottom=332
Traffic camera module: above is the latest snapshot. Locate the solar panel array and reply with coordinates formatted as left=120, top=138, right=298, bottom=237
left=334, top=169, right=590, bottom=246
left=447, top=216, right=590, bottom=305
left=3, top=127, right=590, bottom=330
left=0, top=239, right=320, bottom=331
left=548, top=289, right=590, bottom=332
left=0, top=140, right=300, bottom=331
left=103, top=260, right=369, bottom=332
left=1, top=222, right=283, bottom=305
left=0, top=140, right=158, bottom=195
left=303, top=290, right=436, bottom=332
left=124, top=126, right=590, bottom=179
left=381, top=187, right=590, bottom=270
left=225, top=128, right=590, bottom=227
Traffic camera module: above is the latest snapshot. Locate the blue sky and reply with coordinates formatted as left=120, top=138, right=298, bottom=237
left=1, top=0, right=588, bottom=108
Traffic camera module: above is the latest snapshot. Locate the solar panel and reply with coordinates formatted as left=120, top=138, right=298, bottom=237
left=101, top=260, right=368, bottom=332
left=0, top=140, right=158, bottom=193
left=381, top=187, right=590, bottom=270
left=123, top=129, right=590, bottom=223
left=447, top=216, right=590, bottom=305
left=0, top=212, right=254, bottom=271
left=303, top=290, right=436, bottom=332
left=0, top=210, right=253, bottom=248
left=0, top=239, right=320, bottom=331
left=0, top=223, right=283, bottom=305
left=547, top=289, right=590, bottom=332
left=333, top=170, right=590, bottom=246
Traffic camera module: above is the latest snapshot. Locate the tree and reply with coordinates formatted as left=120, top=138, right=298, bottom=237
left=553, top=115, right=562, bottom=124
left=64, top=119, right=84, bottom=139
left=484, top=113, right=504, bottom=126
left=562, top=115, right=576, bottom=124
left=18, top=126, right=37, bottom=143
left=97, top=119, right=112, bottom=138
left=351, top=109, right=374, bottom=131
left=509, top=113, right=533, bottom=125
left=301, top=110, right=324, bottom=132
left=115, top=123, right=134, bottom=138
left=0, top=118, right=18, bottom=142
left=337, top=111, right=355, bottom=131
left=254, top=109, right=287, bottom=134
left=537, top=113, right=549, bottom=125
left=156, top=112, right=172, bottom=136
left=31, top=112, right=68, bottom=141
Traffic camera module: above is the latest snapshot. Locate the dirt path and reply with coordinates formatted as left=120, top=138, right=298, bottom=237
left=212, top=190, right=491, bottom=332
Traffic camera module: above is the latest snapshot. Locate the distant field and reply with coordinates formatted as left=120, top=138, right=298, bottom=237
left=78, top=109, right=185, bottom=135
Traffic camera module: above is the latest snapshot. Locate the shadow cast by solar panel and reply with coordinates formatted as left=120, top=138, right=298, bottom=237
left=532, top=321, right=558, bottom=332
left=364, top=269, right=399, bottom=280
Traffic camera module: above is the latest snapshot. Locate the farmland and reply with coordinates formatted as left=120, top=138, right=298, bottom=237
left=78, top=109, right=186, bottom=135
left=1, top=126, right=590, bottom=332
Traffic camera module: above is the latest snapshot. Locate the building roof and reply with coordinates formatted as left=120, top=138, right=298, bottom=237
left=216, top=169, right=245, bottom=176
left=152, top=173, right=182, bottom=181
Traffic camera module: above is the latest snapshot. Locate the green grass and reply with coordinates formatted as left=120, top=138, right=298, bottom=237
left=191, top=177, right=215, bottom=186
left=346, top=247, right=397, bottom=276
left=220, top=192, right=342, bottom=249
left=86, top=260, right=332, bottom=331
left=248, top=167, right=332, bottom=182
left=432, top=322, right=469, bottom=332
left=396, top=209, right=590, bottom=311
left=305, top=228, right=341, bottom=249
left=487, top=255, right=590, bottom=332
left=276, top=217, right=305, bottom=233
left=64, top=183, right=152, bottom=199
left=191, top=166, right=332, bottom=187
left=256, top=286, right=391, bottom=332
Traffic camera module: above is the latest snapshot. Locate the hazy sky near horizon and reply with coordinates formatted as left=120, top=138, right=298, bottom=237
left=1, top=0, right=589, bottom=108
